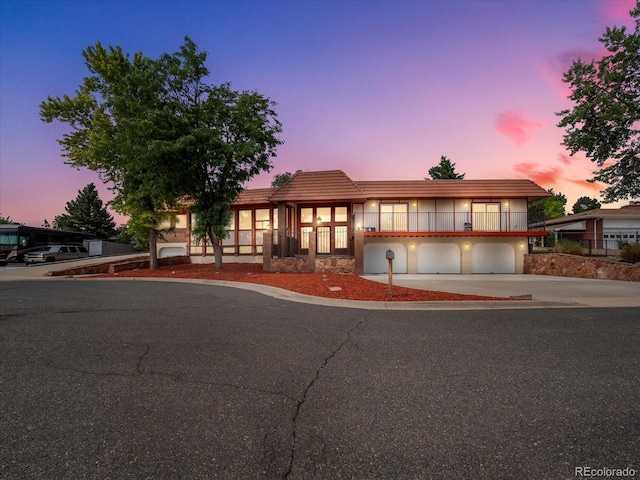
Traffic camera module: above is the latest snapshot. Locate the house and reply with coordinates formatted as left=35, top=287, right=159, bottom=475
left=542, top=204, right=640, bottom=254
left=158, top=170, right=549, bottom=274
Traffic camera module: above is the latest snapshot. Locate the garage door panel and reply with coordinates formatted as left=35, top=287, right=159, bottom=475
left=417, top=244, right=460, bottom=273
left=364, top=243, right=407, bottom=274
left=471, top=243, right=515, bottom=273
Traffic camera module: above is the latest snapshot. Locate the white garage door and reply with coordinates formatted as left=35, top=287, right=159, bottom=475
left=471, top=243, right=515, bottom=274
left=417, top=244, right=461, bottom=273
left=364, top=243, right=407, bottom=274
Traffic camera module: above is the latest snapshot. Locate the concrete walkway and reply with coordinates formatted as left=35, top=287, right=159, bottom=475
left=1, top=257, right=638, bottom=309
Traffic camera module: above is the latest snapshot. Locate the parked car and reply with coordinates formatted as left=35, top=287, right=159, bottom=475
left=24, top=245, right=90, bottom=264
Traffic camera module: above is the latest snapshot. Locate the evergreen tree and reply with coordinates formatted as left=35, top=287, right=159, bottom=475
left=53, top=183, right=117, bottom=239
left=426, top=156, right=465, bottom=179
left=271, top=170, right=302, bottom=188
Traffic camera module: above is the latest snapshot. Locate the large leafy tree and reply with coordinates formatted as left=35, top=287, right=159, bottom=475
left=53, top=183, right=117, bottom=239
left=163, top=39, right=282, bottom=269
left=557, top=3, right=640, bottom=203
left=426, top=155, right=465, bottom=179
left=41, top=40, right=196, bottom=269
left=572, top=196, right=602, bottom=214
left=529, top=188, right=567, bottom=221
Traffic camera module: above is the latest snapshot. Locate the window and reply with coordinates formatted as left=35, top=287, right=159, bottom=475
left=335, top=226, right=348, bottom=253
left=298, top=206, right=350, bottom=255
left=301, top=208, right=314, bottom=223
left=335, top=207, right=347, bottom=222
left=317, top=226, right=330, bottom=253
left=380, top=204, right=407, bottom=231
left=255, top=209, right=270, bottom=230
left=472, top=203, right=500, bottom=231
left=316, top=207, right=331, bottom=223
left=300, top=226, right=313, bottom=250
left=175, top=215, right=187, bottom=228
left=239, top=210, right=252, bottom=230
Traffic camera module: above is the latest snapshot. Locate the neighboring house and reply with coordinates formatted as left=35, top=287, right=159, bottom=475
left=542, top=204, right=640, bottom=253
left=159, top=170, right=549, bottom=274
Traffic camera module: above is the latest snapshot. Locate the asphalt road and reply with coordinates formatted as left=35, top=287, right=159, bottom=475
left=1, top=280, right=639, bottom=479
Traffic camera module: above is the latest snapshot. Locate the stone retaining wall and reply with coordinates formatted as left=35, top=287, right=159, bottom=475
left=48, top=255, right=190, bottom=276
left=524, top=254, right=640, bottom=282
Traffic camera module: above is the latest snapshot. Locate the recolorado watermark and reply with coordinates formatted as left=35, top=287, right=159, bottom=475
left=575, top=466, right=636, bottom=478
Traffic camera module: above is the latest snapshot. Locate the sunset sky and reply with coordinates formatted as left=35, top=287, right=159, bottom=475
left=1, top=0, right=637, bottom=226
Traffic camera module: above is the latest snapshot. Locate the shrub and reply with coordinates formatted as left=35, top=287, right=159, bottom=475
left=553, top=239, right=585, bottom=255
left=620, top=242, right=640, bottom=263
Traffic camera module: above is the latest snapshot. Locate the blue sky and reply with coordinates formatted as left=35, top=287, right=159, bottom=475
left=0, top=0, right=637, bottom=225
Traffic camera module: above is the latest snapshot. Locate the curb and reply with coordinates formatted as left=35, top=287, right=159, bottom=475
left=78, top=276, right=583, bottom=311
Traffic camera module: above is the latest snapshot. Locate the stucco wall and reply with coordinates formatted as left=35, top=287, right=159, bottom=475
left=524, top=253, right=640, bottom=282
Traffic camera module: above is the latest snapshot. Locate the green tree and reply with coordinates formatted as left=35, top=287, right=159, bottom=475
left=40, top=41, right=191, bottom=269
left=529, top=188, right=567, bottom=221
left=163, top=39, right=282, bottom=269
left=426, top=156, right=465, bottom=179
left=0, top=215, right=14, bottom=224
left=556, top=3, right=640, bottom=203
left=53, top=183, right=117, bottom=239
left=271, top=170, right=302, bottom=188
left=572, top=196, right=602, bottom=214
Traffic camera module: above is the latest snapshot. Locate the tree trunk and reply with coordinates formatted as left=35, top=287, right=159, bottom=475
left=209, top=228, right=224, bottom=270
left=149, top=229, right=159, bottom=270
left=213, top=242, right=224, bottom=270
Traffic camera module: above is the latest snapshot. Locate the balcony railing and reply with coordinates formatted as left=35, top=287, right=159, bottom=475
left=353, top=212, right=534, bottom=233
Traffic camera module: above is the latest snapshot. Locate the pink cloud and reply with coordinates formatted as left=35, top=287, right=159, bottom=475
left=566, top=178, right=603, bottom=191
left=513, top=162, right=562, bottom=187
left=596, top=0, right=636, bottom=23
left=494, top=110, right=545, bottom=148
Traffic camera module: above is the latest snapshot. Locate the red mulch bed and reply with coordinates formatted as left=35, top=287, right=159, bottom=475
left=93, top=263, right=505, bottom=302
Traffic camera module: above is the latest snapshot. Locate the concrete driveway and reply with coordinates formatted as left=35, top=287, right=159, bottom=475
left=363, top=274, right=640, bottom=308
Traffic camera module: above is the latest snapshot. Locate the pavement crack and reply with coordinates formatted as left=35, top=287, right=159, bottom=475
left=136, top=343, right=151, bottom=374
left=284, top=318, right=364, bottom=480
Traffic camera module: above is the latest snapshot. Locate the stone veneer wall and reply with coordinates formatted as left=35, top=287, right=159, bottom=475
left=315, top=257, right=355, bottom=274
left=269, top=256, right=355, bottom=274
left=523, top=254, right=640, bottom=282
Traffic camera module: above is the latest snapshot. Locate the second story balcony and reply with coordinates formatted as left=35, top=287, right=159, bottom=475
left=353, top=211, right=535, bottom=233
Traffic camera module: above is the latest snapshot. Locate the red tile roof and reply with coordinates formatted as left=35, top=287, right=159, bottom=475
left=355, top=179, right=549, bottom=200
left=543, top=205, right=640, bottom=226
left=181, top=171, right=550, bottom=210
left=235, top=188, right=276, bottom=205
left=269, top=170, right=367, bottom=202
